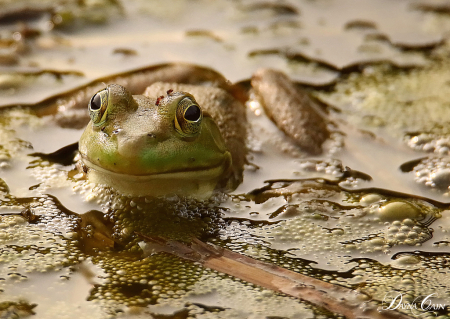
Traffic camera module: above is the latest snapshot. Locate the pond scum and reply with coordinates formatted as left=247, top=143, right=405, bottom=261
left=2, top=0, right=450, bottom=318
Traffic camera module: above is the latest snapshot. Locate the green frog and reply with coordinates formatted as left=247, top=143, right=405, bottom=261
left=77, top=67, right=329, bottom=198
left=78, top=82, right=247, bottom=198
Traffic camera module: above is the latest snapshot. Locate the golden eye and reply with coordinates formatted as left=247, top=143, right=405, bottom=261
left=88, top=88, right=109, bottom=126
left=174, top=96, right=203, bottom=137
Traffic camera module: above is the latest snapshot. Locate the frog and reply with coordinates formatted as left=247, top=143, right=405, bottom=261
left=78, top=82, right=247, bottom=198
left=77, top=67, right=330, bottom=198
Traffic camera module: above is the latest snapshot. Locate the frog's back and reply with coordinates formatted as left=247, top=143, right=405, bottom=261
left=143, top=82, right=247, bottom=188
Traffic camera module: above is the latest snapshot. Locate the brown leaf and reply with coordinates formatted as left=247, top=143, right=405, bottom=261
left=78, top=210, right=115, bottom=253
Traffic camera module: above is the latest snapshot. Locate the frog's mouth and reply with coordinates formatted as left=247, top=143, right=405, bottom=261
left=79, top=152, right=232, bottom=198
left=79, top=152, right=232, bottom=182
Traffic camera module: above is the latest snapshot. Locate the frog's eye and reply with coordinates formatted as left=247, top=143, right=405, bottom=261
left=174, top=97, right=203, bottom=137
left=89, top=88, right=109, bottom=126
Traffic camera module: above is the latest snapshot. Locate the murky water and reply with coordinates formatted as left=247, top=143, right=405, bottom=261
left=2, top=0, right=450, bottom=318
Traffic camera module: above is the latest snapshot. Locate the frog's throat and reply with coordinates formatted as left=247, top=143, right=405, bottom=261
left=80, top=153, right=232, bottom=198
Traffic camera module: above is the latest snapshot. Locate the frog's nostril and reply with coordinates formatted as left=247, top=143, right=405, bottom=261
left=147, top=133, right=156, bottom=138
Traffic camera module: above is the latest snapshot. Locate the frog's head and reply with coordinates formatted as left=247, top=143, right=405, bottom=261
left=78, top=84, right=232, bottom=198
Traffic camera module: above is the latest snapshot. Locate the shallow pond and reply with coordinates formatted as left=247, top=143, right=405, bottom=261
left=1, top=0, right=450, bottom=318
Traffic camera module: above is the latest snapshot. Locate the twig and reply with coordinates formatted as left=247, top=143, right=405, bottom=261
left=137, top=234, right=413, bottom=319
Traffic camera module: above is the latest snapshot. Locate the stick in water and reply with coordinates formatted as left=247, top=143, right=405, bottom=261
left=137, top=234, right=413, bottom=319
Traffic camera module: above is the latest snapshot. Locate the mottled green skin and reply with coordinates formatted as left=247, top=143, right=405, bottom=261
left=78, top=83, right=245, bottom=196
left=144, top=82, right=247, bottom=186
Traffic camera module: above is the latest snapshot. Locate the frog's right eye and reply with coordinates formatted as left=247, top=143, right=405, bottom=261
left=174, top=96, right=203, bottom=137
left=89, top=88, right=109, bottom=126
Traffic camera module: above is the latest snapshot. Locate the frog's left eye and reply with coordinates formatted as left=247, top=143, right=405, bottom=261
left=174, top=97, right=203, bottom=137
left=89, top=88, right=109, bottom=126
